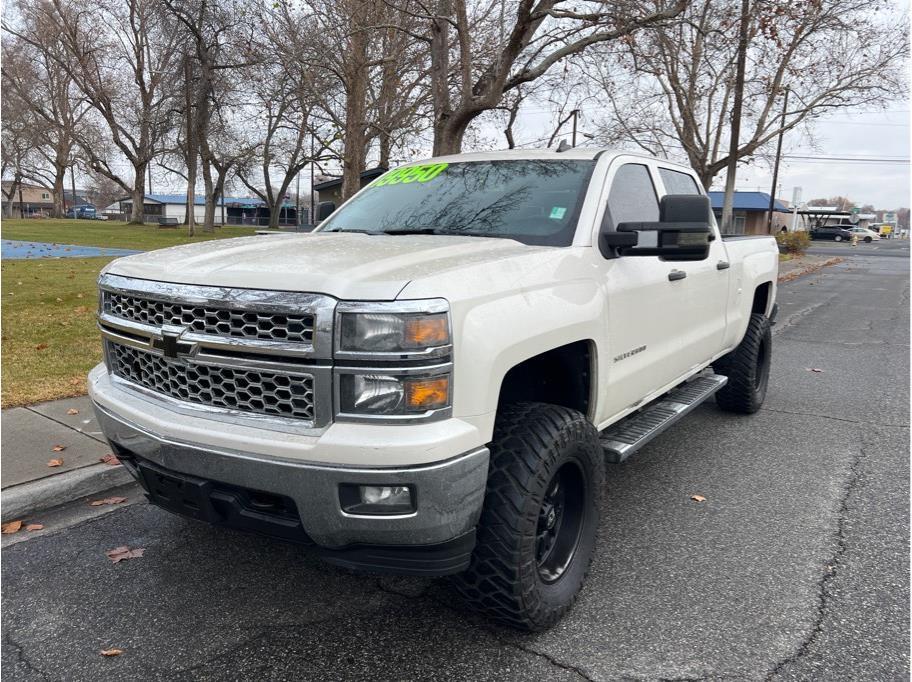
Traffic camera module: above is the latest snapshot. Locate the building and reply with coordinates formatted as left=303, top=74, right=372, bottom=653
left=114, top=194, right=299, bottom=226
left=1, top=182, right=90, bottom=217
left=312, top=167, right=387, bottom=210
left=707, top=191, right=791, bottom=235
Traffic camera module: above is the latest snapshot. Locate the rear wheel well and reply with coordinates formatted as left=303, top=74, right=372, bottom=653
left=752, top=282, right=772, bottom=316
left=498, top=341, right=593, bottom=418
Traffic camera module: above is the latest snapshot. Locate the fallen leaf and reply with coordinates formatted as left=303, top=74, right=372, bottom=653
left=52, top=444, right=67, bottom=452
left=76, top=293, right=84, bottom=298
left=690, top=494, right=707, bottom=503
left=66, top=408, right=80, bottom=415
left=90, top=496, right=127, bottom=506
left=100, top=648, right=124, bottom=657
left=25, top=524, right=44, bottom=532
left=73, top=306, right=88, bottom=314
left=35, top=343, right=48, bottom=351
left=55, top=297, right=62, bottom=302
left=1, top=520, right=23, bottom=534
left=47, top=458, right=64, bottom=467
left=806, top=368, right=824, bottom=373
left=99, top=453, right=121, bottom=466
left=105, top=546, right=144, bottom=563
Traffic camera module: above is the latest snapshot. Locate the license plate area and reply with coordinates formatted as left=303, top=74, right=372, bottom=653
left=137, top=460, right=216, bottom=522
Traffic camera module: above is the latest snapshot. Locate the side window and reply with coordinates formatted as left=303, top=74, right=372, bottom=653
left=658, top=168, right=701, bottom=195
left=606, top=163, right=659, bottom=227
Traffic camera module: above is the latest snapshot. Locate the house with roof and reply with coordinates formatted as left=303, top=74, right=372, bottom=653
left=113, top=193, right=298, bottom=226
left=707, top=191, right=791, bottom=235
left=312, top=167, right=387, bottom=212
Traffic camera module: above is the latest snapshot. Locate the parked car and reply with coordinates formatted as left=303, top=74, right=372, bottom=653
left=66, top=205, right=97, bottom=219
left=848, top=227, right=880, bottom=242
left=810, top=225, right=854, bottom=242
left=89, top=150, right=779, bottom=630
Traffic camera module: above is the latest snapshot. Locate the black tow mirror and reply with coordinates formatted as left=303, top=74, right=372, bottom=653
left=603, top=194, right=714, bottom=261
left=316, top=201, right=336, bottom=222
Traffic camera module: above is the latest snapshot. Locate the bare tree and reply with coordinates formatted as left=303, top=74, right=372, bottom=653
left=586, top=0, right=909, bottom=188
left=418, top=0, right=686, bottom=155
left=0, top=80, right=42, bottom=217
left=1, top=34, right=91, bottom=218
left=6, top=0, right=182, bottom=224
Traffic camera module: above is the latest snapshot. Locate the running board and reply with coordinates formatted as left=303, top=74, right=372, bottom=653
left=600, top=374, right=728, bottom=463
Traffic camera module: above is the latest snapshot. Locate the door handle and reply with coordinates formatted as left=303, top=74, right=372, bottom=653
left=668, top=270, right=687, bottom=281
left=716, top=260, right=731, bottom=270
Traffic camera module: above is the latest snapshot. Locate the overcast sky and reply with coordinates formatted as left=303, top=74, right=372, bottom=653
left=501, top=101, right=910, bottom=211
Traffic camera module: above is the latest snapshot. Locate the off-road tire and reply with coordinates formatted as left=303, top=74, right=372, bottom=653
left=713, top=312, right=771, bottom=414
left=453, top=402, right=604, bottom=631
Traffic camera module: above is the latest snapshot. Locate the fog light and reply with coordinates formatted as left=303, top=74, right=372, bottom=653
left=339, top=484, right=415, bottom=515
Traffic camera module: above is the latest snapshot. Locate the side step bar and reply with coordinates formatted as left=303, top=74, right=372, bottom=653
left=600, top=374, right=728, bottom=463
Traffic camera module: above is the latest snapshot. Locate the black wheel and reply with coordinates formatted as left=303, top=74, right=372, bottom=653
left=834, top=235, right=843, bottom=242
left=865, top=236, right=873, bottom=243
left=713, top=313, right=771, bottom=414
left=453, top=402, right=604, bottom=631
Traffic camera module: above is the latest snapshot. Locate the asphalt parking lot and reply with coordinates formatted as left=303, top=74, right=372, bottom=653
left=2, top=249, right=908, bottom=681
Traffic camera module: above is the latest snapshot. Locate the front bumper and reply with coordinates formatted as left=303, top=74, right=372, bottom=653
left=93, top=403, right=489, bottom=575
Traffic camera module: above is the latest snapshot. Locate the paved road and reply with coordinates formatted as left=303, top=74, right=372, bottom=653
left=807, top=238, right=910, bottom=258
left=3, top=251, right=908, bottom=681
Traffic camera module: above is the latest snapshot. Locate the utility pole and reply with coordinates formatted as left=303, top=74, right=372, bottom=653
left=148, top=164, right=153, bottom=196
left=295, top=170, right=301, bottom=229
left=720, top=0, right=750, bottom=233
left=309, top=131, right=316, bottom=227
left=767, top=87, right=789, bottom=234
left=183, top=52, right=197, bottom=236
left=571, top=109, right=580, bottom=147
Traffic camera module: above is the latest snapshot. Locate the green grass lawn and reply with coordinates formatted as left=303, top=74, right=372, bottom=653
left=1, top=218, right=255, bottom=250
left=1, top=219, right=258, bottom=406
left=1, top=257, right=113, bottom=407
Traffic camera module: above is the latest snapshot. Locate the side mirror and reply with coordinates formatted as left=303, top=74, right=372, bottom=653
left=316, top=201, right=336, bottom=222
left=602, top=194, right=714, bottom=261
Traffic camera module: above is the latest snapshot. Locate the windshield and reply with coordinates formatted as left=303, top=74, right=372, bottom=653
left=319, top=159, right=596, bottom=246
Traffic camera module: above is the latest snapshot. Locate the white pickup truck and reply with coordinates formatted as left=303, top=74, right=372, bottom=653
left=89, top=149, right=778, bottom=630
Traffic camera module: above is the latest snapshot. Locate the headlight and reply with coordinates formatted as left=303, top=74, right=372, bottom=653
left=338, top=370, right=451, bottom=418
left=335, top=300, right=451, bottom=359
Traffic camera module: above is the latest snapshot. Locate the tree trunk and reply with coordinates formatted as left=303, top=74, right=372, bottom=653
left=129, top=169, right=146, bottom=225
left=341, top=7, right=369, bottom=201
left=52, top=168, right=66, bottom=219
left=720, top=0, right=750, bottom=233
left=201, top=158, right=217, bottom=233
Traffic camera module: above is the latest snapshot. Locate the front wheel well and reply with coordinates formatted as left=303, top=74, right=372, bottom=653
left=497, top=340, right=594, bottom=419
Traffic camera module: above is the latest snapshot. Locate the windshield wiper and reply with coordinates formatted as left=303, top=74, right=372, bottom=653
left=382, top=227, right=444, bottom=235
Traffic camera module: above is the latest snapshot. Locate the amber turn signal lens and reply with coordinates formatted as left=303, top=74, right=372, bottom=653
left=405, top=316, right=449, bottom=347
left=405, top=377, right=450, bottom=410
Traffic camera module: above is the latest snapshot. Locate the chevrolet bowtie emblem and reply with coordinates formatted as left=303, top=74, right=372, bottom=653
left=152, top=326, right=194, bottom=359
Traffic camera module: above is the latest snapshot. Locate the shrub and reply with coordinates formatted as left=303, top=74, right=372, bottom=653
left=776, top=230, right=810, bottom=255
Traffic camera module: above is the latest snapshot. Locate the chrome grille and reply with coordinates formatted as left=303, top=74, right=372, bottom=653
left=102, top=291, right=315, bottom=343
left=108, top=342, right=315, bottom=421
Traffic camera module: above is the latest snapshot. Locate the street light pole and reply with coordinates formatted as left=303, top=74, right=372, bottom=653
left=309, top=131, right=316, bottom=227
left=767, top=87, right=789, bottom=234
left=571, top=109, right=580, bottom=147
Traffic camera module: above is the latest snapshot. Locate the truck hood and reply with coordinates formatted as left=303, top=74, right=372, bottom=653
left=104, top=232, right=554, bottom=300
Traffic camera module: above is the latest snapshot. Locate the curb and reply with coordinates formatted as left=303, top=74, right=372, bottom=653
left=1, top=463, right=134, bottom=522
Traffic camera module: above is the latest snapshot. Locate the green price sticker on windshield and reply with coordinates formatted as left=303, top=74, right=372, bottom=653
left=372, top=163, right=449, bottom=188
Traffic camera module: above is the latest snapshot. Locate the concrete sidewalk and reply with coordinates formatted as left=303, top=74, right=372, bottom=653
left=1, top=396, right=132, bottom=521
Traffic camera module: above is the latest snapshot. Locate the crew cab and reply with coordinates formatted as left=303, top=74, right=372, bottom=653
left=89, top=149, right=778, bottom=630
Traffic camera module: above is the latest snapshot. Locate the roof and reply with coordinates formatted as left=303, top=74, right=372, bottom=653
left=707, top=191, right=789, bottom=213
left=313, top=167, right=388, bottom=192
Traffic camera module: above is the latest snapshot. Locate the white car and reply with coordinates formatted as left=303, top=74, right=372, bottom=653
left=89, top=149, right=779, bottom=630
left=848, top=227, right=880, bottom=242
